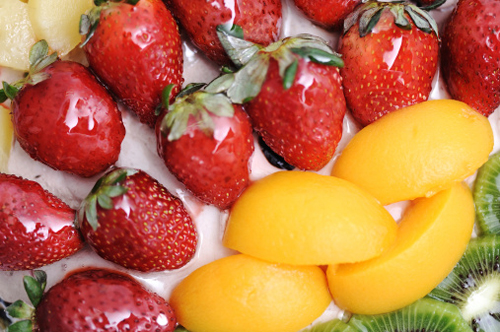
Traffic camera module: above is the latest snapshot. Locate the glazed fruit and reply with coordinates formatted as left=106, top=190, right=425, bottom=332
left=339, top=1, right=439, bottom=126
left=328, top=182, right=475, bottom=315
left=0, top=105, right=13, bottom=172
left=1, top=269, right=177, bottom=332
left=81, top=0, right=184, bottom=127
left=165, top=0, right=282, bottom=65
left=0, top=173, right=84, bottom=271
left=170, top=254, right=331, bottom=332
left=1, top=41, right=125, bottom=178
left=429, top=235, right=500, bottom=332
left=156, top=85, right=254, bottom=210
left=473, top=151, right=500, bottom=235
left=0, top=0, right=37, bottom=70
left=28, top=0, right=94, bottom=55
left=441, top=0, right=500, bottom=116
left=218, top=32, right=347, bottom=170
left=293, top=0, right=361, bottom=30
left=223, top=171, right=397, bottom=265
left=332, top=99, right=493, bottom=205
left=78, top=168, right=198, bottom=272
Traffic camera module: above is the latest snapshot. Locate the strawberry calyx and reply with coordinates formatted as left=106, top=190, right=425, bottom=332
left=78, top=168, right=138, bottom=230
left=344, top=0, right=439, bottom=37
left=0, top=40, right=58, bottom=103
left=80, top=0, right=140, bottom=46
left=159, top=83, right=235, bottom=142
left=0, top=271, right=47, bottom=332
left=214, top=30, right=343, bottom=103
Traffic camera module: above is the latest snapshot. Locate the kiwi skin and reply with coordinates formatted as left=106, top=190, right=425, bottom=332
left=429, top=235, right=500, bottom=332
left=304, top=297, right=472, bottom=332
left=473, top=152, right=500, bottom=235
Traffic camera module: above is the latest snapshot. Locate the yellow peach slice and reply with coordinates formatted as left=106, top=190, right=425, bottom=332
left=28, top=0, right=94, bottom=56
left=331, top=99, right=493, bottom=205
left=0, top=105, right=13, bottom=172
left=0, top=0, right=37, bottom=70
left=170, top=254, right=331, bottom=332
left=223, top=171, right=397, bottom=265
left=327, top=182, right=475, bottom=315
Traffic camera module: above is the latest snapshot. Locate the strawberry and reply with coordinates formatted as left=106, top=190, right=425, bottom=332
left=215, top=32, right=346, bottom=171
left=441, top=0, right=500, bottom=117
left=156, top=84, right=254, bottom=210
left=0, top=41, right=125, bottom=178
left=80, top=0, right=184, bottom=127
left=293, top=0, right=361, bottom=30
left=164, top=0, right=282, bottom=66
left=78, top=167, right=197, bottom=272
left=0, top=173, right=83, bottom=271
left=1, top=269, right=177, bottom=332
left=338, top=1, right=439, bottom=126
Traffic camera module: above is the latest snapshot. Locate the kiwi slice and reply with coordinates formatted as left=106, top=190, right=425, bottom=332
left=429, top=235, right=500, bottom=332
left=473, top=152, right=500, bottom=235
left=304, top=298, right=471, bottom=331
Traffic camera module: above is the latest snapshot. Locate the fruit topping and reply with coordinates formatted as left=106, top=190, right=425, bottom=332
left=0, top=105, right=13, bottom=172
left=78, top=167, right=198, bottom=272
left=293, top=0, right=362, bottom=30
left=474, top=152, right=500, bottom=235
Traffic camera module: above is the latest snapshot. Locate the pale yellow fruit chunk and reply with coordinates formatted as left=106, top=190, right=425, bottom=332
left=0, top=0, right=37, bottom=70
left=170, top=254, right=331, bottom=332
left=327, top=182, right=475, bottom=315
left=332, top=99, right=494, bottom=205
left=0, top=105, right=13, bottom=172
left=223, top=171, right=397, bottom=265
left=28, top=0, right=94, bottom=56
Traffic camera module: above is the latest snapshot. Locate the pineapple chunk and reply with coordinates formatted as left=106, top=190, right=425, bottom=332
left=0, top=105, right=13, bottom=172
left=28, top=0, right=94, bottom=56
left=0, top=0, right=37, bottom=70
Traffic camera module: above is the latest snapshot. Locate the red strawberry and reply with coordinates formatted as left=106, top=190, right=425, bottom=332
left=338, top=1, right=439, bottom=126
left=156, top=84, right=254, bottom=210
left=78, top=167, right=197, bottom=272
left=441, top=0, right=500, bottom=117
left=0, top=173, right=83, bottom=271
left=293, top=0, right=361, bottom=30
left=81, top=0, right=184, bottom=127
left=0, top=41, right=125, bottom=178
left=164, top=0, right=282, bottom=65
left=216, top=32, right=346, bottom=171
left=1, top=269, right=176, bottom=332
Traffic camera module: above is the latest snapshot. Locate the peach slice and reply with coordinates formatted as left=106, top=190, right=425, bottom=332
left=170, top=254, right=331, bottom=332
left=0, top=105, right=13, bottom=172
left=327, top=182, right=475, bottom=315
left=223, top=171, right=397, bottom=265
left=331, top=99, right=493, bottom=205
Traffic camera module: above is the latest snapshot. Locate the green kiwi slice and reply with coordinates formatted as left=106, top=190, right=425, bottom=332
left=473, top=152, right=500, bottom=235
left=303, top=298, right=471, bottom=331
left=429, top=235, right=500, bottom=332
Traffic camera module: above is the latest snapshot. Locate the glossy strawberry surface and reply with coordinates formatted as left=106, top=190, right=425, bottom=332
left=79, top=168, right=198, bottom=272
left=246, top=57, right=346, bottom=171
left=0, top=173, right=83, bottom=271
left=83, top=0, right=184, bottom=127
left=157, top=103, right=254, bottom=210
left=12, top=60, right=125, bottom=178
left=441, top=0, right=500, bottom=117
left=293, top=0, right=361, bottom=29
left=165, top=0, right=282, bottom=65
left=36, top=268, right=177, bottom=332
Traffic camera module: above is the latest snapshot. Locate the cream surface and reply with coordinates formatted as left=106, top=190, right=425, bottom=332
left=0, top=0, right=499, bottom=329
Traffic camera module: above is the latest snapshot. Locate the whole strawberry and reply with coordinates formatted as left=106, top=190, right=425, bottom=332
left=78, top=167, right=197, bottom=272
left=0, top=173, right=83, bottom=271
left=339, top=1, right=439, bottom=126
left=1, top=269, right=177, bottom=332
left=156, top=84, right=254, bottom=210
left=164, top=0, right=282, bottom=66
left=80, top=0, right=184, bottom=127
left=441, top=0, right=500, bottom=116
left=216, top=32, right=346, bottom=171
left=293, top=0, right=361, bottom=30
left=0, top=41, right=125, bottom=178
